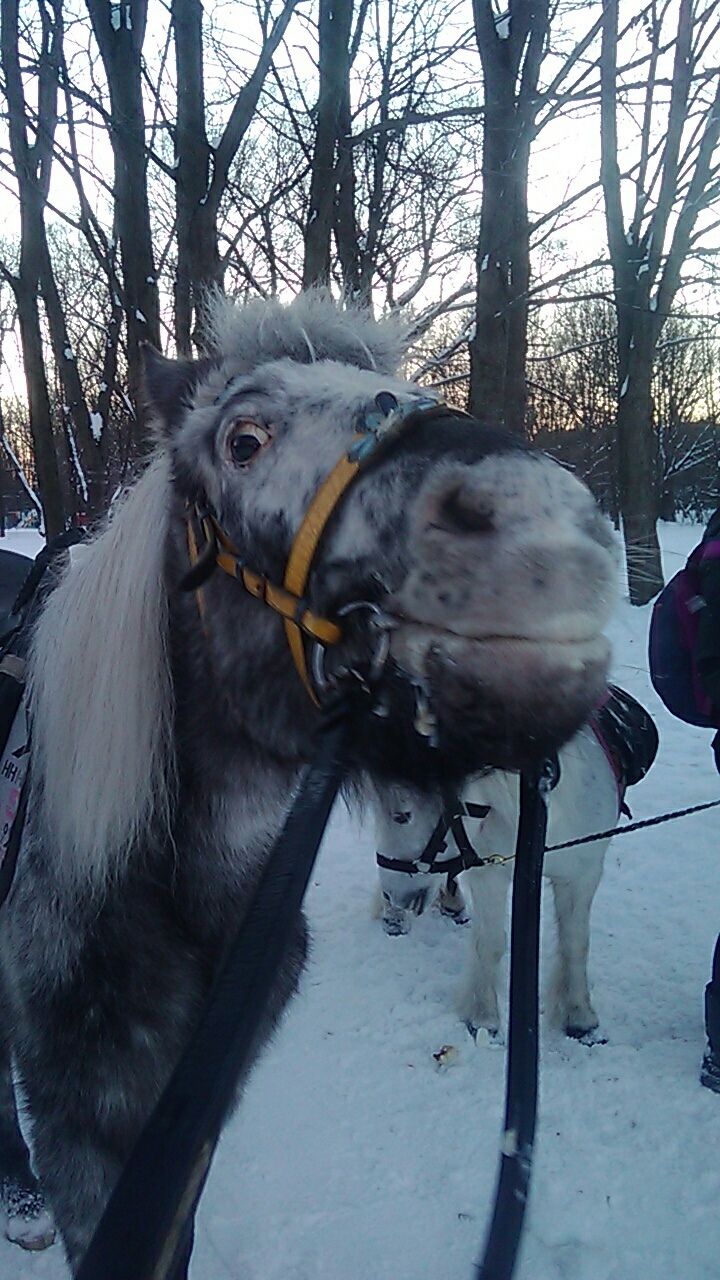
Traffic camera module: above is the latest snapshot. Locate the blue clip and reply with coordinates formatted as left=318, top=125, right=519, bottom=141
left=348, top=393, right=442, bottom=465
left=348, top=434, right=379, bottom=463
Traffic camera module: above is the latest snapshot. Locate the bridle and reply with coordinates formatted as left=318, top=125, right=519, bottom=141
left=377, top=790, right=493, bottom=886
left=183, top=393, right=469, bottom=706
left=377, top=759, right=561, bottom=889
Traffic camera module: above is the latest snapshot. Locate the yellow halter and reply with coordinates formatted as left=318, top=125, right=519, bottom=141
left=185, top=395, right=449, bottom=705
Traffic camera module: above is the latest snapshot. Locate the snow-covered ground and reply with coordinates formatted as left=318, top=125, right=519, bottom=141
left=2, top=522, right=720, bottom=1280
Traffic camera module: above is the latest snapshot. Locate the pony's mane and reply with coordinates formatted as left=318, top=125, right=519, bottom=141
left=29, top=455, right=174, bottom=892
left=204, top=289, right=407, bottom=376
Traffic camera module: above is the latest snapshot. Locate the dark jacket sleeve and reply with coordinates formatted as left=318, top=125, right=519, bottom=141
left=695, top=509, right=720, bottom=711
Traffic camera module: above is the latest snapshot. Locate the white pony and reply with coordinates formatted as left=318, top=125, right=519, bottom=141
left=374, top=721, right=626, bottom=1041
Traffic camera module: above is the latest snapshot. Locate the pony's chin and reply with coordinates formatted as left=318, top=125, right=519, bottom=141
left=389, top=627, right=611, bottom=773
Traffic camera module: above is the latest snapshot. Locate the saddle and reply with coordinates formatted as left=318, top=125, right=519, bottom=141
left=591, top=684, right=659, bottom=790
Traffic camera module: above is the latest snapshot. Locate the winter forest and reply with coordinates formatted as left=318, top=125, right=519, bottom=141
left=2, top=2, right=720, bottom=1279
left=0, top=0, right=719, bottom=603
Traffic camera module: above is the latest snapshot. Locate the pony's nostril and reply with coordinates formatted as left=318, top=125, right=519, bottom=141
left=434, top=485, right=495, bottom=535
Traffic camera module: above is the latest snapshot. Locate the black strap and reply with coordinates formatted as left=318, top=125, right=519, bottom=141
left=475, top=763, right=551, bottom=1280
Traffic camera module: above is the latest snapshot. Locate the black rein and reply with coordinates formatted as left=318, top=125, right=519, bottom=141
left=76, top=691, right=357, bottom=1280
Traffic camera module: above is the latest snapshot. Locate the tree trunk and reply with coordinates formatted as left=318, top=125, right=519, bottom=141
left=303, top=0, right=355, bottom=290
left=172, top=0, right=219, bottom=354
left=615, top=318, right=663, bottom=604
left=13, top=279, right=65, bottom=538
left=1, top=0, right=66, bottom=534
left=39, top=243, right=106, bottom=516
left=468, top=0, right=548, bottom=435
left=171, top=0, right=299, bottom=353
left=600, top=0, right=664, bottom=604
left=85, top=0, right=161, bottom=443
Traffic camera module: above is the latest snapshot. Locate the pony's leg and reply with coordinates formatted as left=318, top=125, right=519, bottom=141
left=437, top=876, right=469, bottom=924
left=12, top=901, right=309, bottom=1275
left=0, top=1035, right=55, bottom=1251
left=548, top=852, right=605, bottom=1038
left=455, top=864, right=512, bottom=1038
left=26, top=1114, right=127, bottom=1270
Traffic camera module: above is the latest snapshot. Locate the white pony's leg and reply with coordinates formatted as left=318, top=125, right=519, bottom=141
left=372, top=781, right=446, bottom=935
left=542, top=726, right=615, bottom=1039
left=437, top=876, right=469, bottom=923
left=456, top=862, right=513, bottom=1037
left=547, top=848, right=606, bottom=1037
left=374, top=886, right=411, bottom=936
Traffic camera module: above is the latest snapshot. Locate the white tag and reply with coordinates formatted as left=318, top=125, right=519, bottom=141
left=0, top=692, right=30, bottom=861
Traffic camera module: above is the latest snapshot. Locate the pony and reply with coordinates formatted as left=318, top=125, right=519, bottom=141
left=374, top=717, right=632, bottom=1042
left=0, top=291, right=616, bottom=1272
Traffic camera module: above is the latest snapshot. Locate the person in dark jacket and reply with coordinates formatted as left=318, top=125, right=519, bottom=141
left=694, top=506, right=720, bottom=1092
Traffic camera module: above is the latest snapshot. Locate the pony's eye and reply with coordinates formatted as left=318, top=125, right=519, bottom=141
left=227, top=421, right=271, bottom=468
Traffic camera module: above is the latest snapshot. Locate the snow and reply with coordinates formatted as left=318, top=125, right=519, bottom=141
left=2, top=522, right=720, bottom=1279
left=495, top=12, right=510, bottom=39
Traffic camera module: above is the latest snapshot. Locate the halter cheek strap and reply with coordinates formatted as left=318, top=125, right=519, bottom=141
left=281, top=450, right=363, bottom=703
left=186, top=509, right=342, bottom=706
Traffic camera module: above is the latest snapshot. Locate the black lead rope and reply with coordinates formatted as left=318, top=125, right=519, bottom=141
left=76, top=692, right=356, bottom=1280
left=475, top=761, right=551, bottom=1280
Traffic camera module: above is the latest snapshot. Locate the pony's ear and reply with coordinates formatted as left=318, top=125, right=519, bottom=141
left=141, top=345, right=215, bottom=435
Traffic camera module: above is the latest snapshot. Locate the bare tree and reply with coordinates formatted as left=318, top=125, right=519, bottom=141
left=171, top=0, right=301, bottom=351
left=1, top=0, right=84, bottom=532
left=601, top=0, right=720, bottom=603
left=302, top=0, right=362, bottom=290
left=469, top=0, right=550, bottom=433
left=84, top=0, right=161, bottom=430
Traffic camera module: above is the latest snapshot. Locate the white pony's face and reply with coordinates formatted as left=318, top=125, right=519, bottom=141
left=150, top=327, right=617, bottom=781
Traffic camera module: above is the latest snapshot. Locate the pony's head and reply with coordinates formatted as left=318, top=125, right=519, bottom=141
left=28, top=291, right=617, bottom=890
left=148, top=290, right=616, bottom=783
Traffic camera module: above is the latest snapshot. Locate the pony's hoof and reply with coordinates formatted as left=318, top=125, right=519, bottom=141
left=382, top=915, right=410, bottom=936
left=466, top=1022, right=503, bottom=1047
left=700, top=1050, right=720, bottom=1093
left=5, top=1208, right=56, bottom=1251
left=1, top=1182, right=56, bottom=1251
left=566, top=1024, right=606, bottom=1046
left=439, top=905, right=470, bottom=926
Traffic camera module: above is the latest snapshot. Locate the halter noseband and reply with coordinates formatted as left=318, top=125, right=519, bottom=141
left=184, top=394, right=457, bottom=706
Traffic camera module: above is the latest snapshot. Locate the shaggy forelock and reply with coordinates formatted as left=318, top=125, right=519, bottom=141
left=203, top=289, right=408, bottom=377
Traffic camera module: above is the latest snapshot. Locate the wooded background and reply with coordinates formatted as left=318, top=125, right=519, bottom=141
left=1, top=0, right=719, bottom=604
